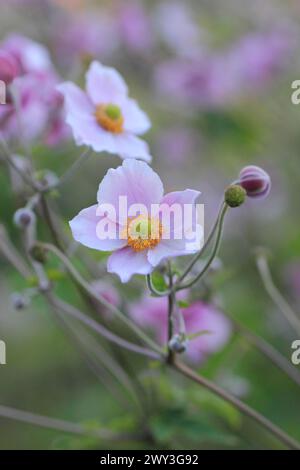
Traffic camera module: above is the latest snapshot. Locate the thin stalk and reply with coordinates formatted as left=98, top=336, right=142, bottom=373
left=256, top=252, right=300, bottom=335
left=173, top=359, right=300, bottom=450
left=167, top=262, right=175, bottom=364
left=177, top=204, right=229, bottom=291
left=40, top=195, right=65, bottom=251
left=46, top=292, right=161, bottom=360
left=37, top=241, right=163, bottom=355
left=0, top=404, right=118, bottom=440
left=58, top=148, right=92, bottom=187
left=177, top=200, right=226, bottom=285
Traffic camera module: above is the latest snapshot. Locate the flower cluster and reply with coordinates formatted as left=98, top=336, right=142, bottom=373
left=0, top=34, right=68, bottom=145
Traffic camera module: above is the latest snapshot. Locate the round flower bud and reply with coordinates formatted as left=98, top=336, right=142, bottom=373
left=224, top=185, right=246, bottom=208
left=0, top=50, right=19, bottom=85
left=11, top=292, right=29, bottom=310
left=30, top=245, right=48, bottom=264
left=13, top=208, right=36, bottom=228
left=168, top=334, right=188, bottom=354
left=238, top=165, right=271, bottom=199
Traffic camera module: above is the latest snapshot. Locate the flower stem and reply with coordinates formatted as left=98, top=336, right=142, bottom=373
left=176, top=203, right=229, bottom=291
left=167, top=261, right=175, bottom=364
left=36, top=241, right=163, bottom=355
left=173, top=359, right=300, bottom=450
left=256, top=251, right=300, bottom=335
left=177, top=201, right=226, bottom=286
left=58, top=148, right=92, bottom=187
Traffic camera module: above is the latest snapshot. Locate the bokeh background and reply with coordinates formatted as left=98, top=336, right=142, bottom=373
left=0, top=0, right=300, bottom=450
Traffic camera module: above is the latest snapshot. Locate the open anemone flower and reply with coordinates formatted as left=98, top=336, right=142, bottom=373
left=69, top=159, right=202, bottom=282
left=57, top=61, right=152, bottom=161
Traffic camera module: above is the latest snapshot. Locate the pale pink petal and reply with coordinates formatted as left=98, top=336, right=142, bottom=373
left=122, top=98, right=151, bottom=135
left=66, top=112, right=119, bottom=152
left=148, top=189, right=202, bottom=266
left=97, top=159, right=163, bottom=224
left=69, top=204, right=126, bottom=251
left=57, top=82, right=93, bottom=117
left=107, top=247, right=153, bottom=282
left=86, top=61, right=128, bottom=105
left=114, top=133, right=152, bottom=162
left=158, top=189, right=201, bottom=235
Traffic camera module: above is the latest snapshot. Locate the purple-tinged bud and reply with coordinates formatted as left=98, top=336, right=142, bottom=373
left=238, top=165, right=271, bottom=199
left=11, top=292, right=29, bottom=310
left=168, top=334, right=188, bottom=354
left=0, top=50, right=19, bottom=85
left=13, top=208, right=36, bottom=228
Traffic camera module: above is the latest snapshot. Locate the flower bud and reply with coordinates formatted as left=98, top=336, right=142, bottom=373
left=224, top=184, right=246, bottom=208
left=13, top=208, right=36, bottom=228
left=11, top=292, right=29, bottom=310
left=238, top=165, right=271, bottom=199
left=30, top=245, right=48, bottom=264
left=0, top=50, right=19, bottom=85
left=168, top=334, right=188, bottom=354
left=35, top=170, right=59, bottom=190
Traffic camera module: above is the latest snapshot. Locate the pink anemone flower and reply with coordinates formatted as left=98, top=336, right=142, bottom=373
left=57, top=61, right=152, bottom=161
left=69, top=159, right=202, bottom=282
left=130, top=296, right=232, bottom=363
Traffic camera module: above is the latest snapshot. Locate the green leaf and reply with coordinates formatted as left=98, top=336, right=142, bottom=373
left=177, top=300, right=190, bottom=308
left=150, top=272, right=168, bottom=294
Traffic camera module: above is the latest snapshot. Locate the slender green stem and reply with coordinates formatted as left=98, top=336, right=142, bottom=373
left=176, top=204, right=229, bottom=291
left=177, top=201, right=226, bottom=285
left=167, top=262, right=175, bottom=364
left=46, top=292, right=161, bottom=360
left=36, top=241, right=163, bottom=355
left=40, top=195, right=65, bottom=251
left=256, top=251, right=300, bottom=335
left=58, top=148, right=92, bottom=187
left=229, top=313, right=300, bottom=388
left=0, top=404, right=136, bottom=441
left=173, top=359, right=300, bottom=450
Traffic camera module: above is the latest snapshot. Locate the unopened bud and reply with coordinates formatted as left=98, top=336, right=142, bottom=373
left=30, top=245, right=47, bottom=264
left=238, top=165, right=271, bottom=199
left=13, top=208, right=35, bottom=228
left=168, top=334, right=188, bottom=354
left=0, top=50, right=19, bottom=85
left=11, top=292, right=29, bottom=310
left=224, top=184, right=246, bottom=208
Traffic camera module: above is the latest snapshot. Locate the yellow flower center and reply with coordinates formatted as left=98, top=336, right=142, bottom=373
left=122, top=216, right=163, bottom=252
left=95, top=103, right=124, bottom=134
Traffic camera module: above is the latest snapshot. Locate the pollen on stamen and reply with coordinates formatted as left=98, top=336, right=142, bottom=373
left=95, top=103, right=124, bottom=134
left=123, top=216, right=163, bottom=252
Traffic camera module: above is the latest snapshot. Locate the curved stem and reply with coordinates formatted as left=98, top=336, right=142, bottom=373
left=177, top=204, right=229, bottom=291
left=46, top=293, right=161, bottom=360
left=177, top=200, right=226, bottom=285
left=173, top=359, right=300, bottom=450
left=256, top=252, right=300, bottom=335
left=36, top=241, right=163, bottom=355
left=58, top=148, right=92, bottom=187
left=0, top=404, right=119, bottom=440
